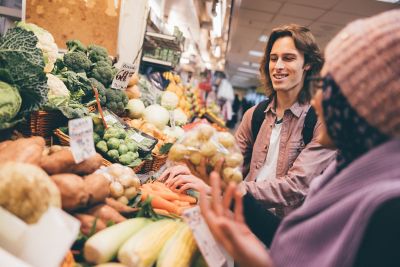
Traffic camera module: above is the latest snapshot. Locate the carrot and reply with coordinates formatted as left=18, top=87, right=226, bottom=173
left=141, top=191, right=181, bottom=215
left=141, top=185, right=180, bottom=201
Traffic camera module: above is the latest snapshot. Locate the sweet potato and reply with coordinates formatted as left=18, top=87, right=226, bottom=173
left=88, top=204, right=126, bottom=224
left=41, top=150, right=103, bottom=175
left=69, top=153, right=103, bottom=175
left=74, top=213, right=106, bottom=236
left=105, top=198, right=138, bottom=214
left=51, top=174, right=89, bottom=211
left=0, top=137, right=45, bottom=165
left=0, top=140, right=12, bottom=150
left=83, top=174, right=110, bottom=205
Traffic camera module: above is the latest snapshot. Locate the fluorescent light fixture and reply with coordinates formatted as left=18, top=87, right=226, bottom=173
left=259, top=35, right=268, bottom=42
left=376, top=0, right=399, bottom=3
left=212, top=2, right=223, bottom=37
left=242, top=61, right=250, bottom=66
left=249, top=50, right=264, bottom=57
left=214, top=45, right=221, bottom=58
left=252, top=62, right=261, bottom=68
left=238, top=67, right=260, bottom=75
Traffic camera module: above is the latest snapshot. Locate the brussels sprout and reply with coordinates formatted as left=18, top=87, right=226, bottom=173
left=125, top=140, right=138, bottom=152
left=107, top=149, right=119, bottom=160
left=118, top=153, right=133, bottom=165
left=107, top=137, right=121, bottom=150
left=96, top=140, right=108, bottom=153
left=103, top=127, right=120, bottom=140
left=116, top=128, right=127, bottom=139
left=118, top=144, right=129, bottom=155
left=90, top=113, right=102, bottom=126
left=93, top=132, right=101, bottom=144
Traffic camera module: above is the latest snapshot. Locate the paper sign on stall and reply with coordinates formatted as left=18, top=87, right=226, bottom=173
left=183, top=206, right=233, bottom=267
left=69, top=117, right=96, bottom=164
left=111, top=63, right=135, bottom=90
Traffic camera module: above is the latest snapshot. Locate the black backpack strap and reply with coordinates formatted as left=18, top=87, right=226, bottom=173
left=251, top=99, right=271, bottom=140
left=302, top=106, right=318, bottom=146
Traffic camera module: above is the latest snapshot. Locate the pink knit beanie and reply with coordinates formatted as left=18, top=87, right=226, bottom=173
left=324, top=9, right=400, bottom=137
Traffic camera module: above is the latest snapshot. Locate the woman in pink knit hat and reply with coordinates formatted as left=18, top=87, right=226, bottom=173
left=200, top=9, right=400, bottom=267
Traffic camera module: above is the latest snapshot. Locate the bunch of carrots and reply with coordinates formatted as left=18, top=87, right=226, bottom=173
left=140, top=181, right=197, bottom=216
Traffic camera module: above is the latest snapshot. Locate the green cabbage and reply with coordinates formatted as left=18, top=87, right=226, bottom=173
left=0, top=81, right=22, bottom=129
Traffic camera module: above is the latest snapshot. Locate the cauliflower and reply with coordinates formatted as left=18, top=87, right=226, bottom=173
left=161, top=91, right=179, bottom=110
left=0, top=162, right=61, bottom=224
left=17, top=22, right=59, bottom=73
left=46, top=73, right=70, bottom=107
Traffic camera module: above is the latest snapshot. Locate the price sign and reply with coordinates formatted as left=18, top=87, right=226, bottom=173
left=183, top=206, right=228, bottom=267
left=68, top=117, right=96, bottom=164
left=111, top=63, right=135, bottom=90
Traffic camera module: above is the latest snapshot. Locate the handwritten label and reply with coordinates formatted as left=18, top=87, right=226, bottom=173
left=130, top=132, right=145, bottom=143
left=111, top=63, right=135, bottom=90
left=183, top=206, right=227, bottom=267
left=69, top=117, right=96, bottom=164
left=104, top=114, right=118, bottom=125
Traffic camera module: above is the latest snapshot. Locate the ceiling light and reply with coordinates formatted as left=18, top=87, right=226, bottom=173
left=259, top=35, right=268, bottom=42
left=242, top=61, right=250, bottom=66
left=238, top=67, right=260, bottom=75
left=376, top=0, right=399, bottom=3
left=249, top=50, right=264, bottom=57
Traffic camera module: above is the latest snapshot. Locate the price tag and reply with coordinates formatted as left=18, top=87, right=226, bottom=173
left=183, top=206, right=228, bottom=267
left=68, top=117, right=96, bottom=164
left=111, top=62, right=135, bottom=90
left=130, top=132, right=145, bottom=143
left=104, top=114, right=118, bottom=125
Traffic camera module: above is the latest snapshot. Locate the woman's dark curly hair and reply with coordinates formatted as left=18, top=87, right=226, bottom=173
left=260, top=24, right=324, bottom=104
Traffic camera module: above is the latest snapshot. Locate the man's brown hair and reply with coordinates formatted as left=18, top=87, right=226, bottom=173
left=260, top=24, right=323, bottom=103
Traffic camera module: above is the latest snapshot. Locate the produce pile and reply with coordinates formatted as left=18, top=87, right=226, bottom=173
left=169, top=123, right=244, bottom=184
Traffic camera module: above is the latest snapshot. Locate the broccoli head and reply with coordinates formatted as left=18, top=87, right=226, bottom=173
left=52, top=58, right=66, bottom=75
left=89, top=61, right=114, bottom=87
left=88, top=44, right=110, bottom=63
left=105, top=88, right=128, bottom=116
left=63, top=51, right=92, bottom=73
left=66, top=40, right=87, bottom=53
left=89, top=78, right=106, bottom=105
left=59, top=71, right=93, bottom=98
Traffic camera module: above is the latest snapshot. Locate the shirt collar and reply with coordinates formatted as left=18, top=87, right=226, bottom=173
left=264, top=95, right=310, bottom=118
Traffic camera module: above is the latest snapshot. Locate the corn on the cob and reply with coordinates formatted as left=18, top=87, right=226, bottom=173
left=118, top=219, right=181, bottom=267
left=84, top=218, right=151, bottom=264
left=156, top=223, right=197, bottom=267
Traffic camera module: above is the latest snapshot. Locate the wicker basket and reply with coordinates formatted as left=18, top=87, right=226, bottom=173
left=151, top=153, right=168, bottom=172
left=18, top=110, right=67, bottom=145
left=53, top=129, right=144, bottom=173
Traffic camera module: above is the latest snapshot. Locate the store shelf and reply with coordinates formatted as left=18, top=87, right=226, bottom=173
left=142, top=56, right=173, bottom=67
left=144, top=32, right=183, bottom=51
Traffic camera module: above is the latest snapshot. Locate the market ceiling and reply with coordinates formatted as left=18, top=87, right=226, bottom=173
left=226, top=0, right=399, bottom=88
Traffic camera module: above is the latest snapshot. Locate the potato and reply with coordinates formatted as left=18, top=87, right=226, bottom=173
left=51, top=174, right=89, bottom=211
left=189, top=152, right=203, bottom=166
left=110, top=181, right=124, bottom=198
left=0, top=137, right=45, bottom=165
left=168, top=143, right=188, bottom=161
left=69, top=153, right=103, bottom=175
left=222, top=167, right=243, bottom=183
left=182, top=132, right=200, bottom=148
left=117, top=196, right=129, bottom=205
left=41, top=150, right=103, bottom=175
left=218, top=132, right=236, bottom=148
left=83, top=174, right=110, bottom=205
left=210, top=153, right=224, bottom=167
left=124, top=186, right=138, bottom=200
left=88, top=204, right=126, bottom=224
left=74, top=214, right=106, bottom=236
left=0, top=140, right=12, bottom=150
left=199, top=141, right=218, bottom=157
left=196, top=124, right=215, bottom=141
left=225, top=153, right=244, bottom=168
